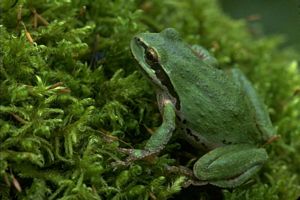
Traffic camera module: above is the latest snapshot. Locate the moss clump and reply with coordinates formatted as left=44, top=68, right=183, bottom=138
left=0, top=0, right=299, bottom=199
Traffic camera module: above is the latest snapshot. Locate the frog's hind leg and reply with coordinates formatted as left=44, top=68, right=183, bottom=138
left=193, top=144, right=268, bottom=188
left=191, top=45, right=219, bottom=67
left=229, top=68, right=276, bottom=142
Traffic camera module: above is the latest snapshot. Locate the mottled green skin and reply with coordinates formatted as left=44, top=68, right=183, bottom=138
left=130, top=28, right=276, bottom=188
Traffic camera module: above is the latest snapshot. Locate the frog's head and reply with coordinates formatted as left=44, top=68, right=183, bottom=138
left=131, top=28, right=185, bottom=108
left=131, top=28, right=187, bottom=89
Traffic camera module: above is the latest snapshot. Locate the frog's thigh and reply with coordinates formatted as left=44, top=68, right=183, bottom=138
left=191, top=45, right=219, bottom=67
left=193, top=144, right=268, bottom=188
left=230, top=68, right=274, bottom=137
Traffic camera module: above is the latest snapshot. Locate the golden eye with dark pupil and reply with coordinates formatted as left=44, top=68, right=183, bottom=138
left=145, top=48, right=159, bottom=64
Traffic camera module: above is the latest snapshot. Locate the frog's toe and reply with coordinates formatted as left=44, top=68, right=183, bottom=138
left=111, top=160, right=129, bottom=168
left=191, top=45, right=219, bottom=67
left=118, top=147, right=137, bottom=155
left=165, top=165, right=208, bottom=188
left=115, top=147, right=160, bottom=166
left=182, top=179, right=208, bottom=188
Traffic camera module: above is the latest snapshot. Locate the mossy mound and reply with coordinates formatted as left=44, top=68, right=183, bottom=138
left=0, top=0, right=299, bottom=199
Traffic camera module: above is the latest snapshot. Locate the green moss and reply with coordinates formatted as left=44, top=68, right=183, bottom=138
left=0, top=0, right=299, bottom=199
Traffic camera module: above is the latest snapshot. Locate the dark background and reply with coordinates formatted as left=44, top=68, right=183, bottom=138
left=220, top=0, right=300, bottom=50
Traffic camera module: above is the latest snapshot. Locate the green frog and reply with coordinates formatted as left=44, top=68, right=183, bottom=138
left=125, top=28, right=276, bottom=188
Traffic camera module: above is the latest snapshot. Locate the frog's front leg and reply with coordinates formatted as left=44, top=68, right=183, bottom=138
left=120, top=98, right=176, bottom=164
left=191, top=45, right=219, bottom=67
left=193, top=144, right=268, bottom=188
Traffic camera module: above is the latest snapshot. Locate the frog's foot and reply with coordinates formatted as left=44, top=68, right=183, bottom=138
left=123, top=148, right=160, bottom=161
left=264, top=135, right=280, bottom=146
left=166, top=165, right=208, bottom=187
left=191, top=45, right=219, bottom=67
left=112, top=148, right=160, bottom=167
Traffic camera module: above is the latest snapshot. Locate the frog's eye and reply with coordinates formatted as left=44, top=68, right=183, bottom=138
left=145, top=48, right=159, bottom=65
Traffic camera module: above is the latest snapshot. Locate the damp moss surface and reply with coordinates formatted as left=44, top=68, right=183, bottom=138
left=0, top=0, right=299, bottom=199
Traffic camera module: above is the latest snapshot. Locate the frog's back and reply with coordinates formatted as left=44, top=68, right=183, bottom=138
left=163, top=47, right=261, bottom=149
